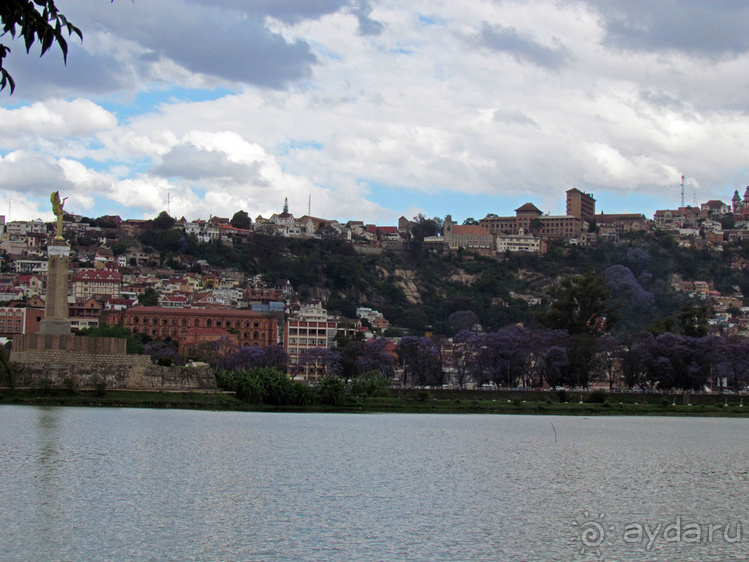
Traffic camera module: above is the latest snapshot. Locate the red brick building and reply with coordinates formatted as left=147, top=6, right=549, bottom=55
left=101, top=306, right=278, bottom=355
left=0, top=306, right=44, bottom=338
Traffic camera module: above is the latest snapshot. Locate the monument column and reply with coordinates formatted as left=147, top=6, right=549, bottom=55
left=40, top=240, right=71, bottom=335
left=39, top=191, right=71, bottom=335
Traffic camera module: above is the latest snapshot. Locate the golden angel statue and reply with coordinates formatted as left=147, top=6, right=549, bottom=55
left=50, top=191, right=68, bottom=240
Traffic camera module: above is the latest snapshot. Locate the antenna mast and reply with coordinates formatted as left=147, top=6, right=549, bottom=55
left=681, top=175, right=685, bottom=208
left=167, top=186, right=171, bottom=216
left=308, top=194, right=311, bottom=216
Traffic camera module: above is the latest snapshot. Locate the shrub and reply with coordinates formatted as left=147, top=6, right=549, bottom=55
left=37, top=378, right=55, bottom=393
left=414, top=390, right=431, bottom=402
left=92, top=376, right=107, bottom=397
left=587, top=390, right=608, bottom=404
left=63, top=377, right=79, bottom=393
left=290, top=382, right=313, bottom=406
left=660, top=397, right=671, bottom=407
left=556, top=389, right=569, bottom=403
left=350, top=371, right=391, bottom=398
left=225, top=367, right=299, bottom=406
left=318, top=375, right=345, bottom=406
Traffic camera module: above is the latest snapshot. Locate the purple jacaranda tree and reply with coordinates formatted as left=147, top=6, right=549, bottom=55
left=626, top=247, right=651, bottom=269
left=620, top=331, right=654, bottom=389
left=523, top=329, right=569, bottom=388
left=591, top=334, right=623, bottom=390
left=692, top=335, right=728, bottom=391
left=648, top=333, right=696, bottom=390
left=220, top=344, right=288, bottom=372
left=355, top=338, right=396, bottom=379
left=722, top=336, right=749, bottom=391
left=297, top=347, right=342, bottom=379
left=452, top=330, right=481, bottom=388
left=448, top=310, right=481, bottom=335
left=605, top=264, right=655, bottom=310
left=542, top=345, right=569, bottom=389
left=468, top=325, right=528, bottom=388
left=143, top=339, right=179, bottom=365
left=396, top=336, right=442, bottom=387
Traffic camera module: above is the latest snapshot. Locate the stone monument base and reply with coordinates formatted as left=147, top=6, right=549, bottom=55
left=10, top=334, right=216, bottom=391
left=39, top=318, right=74, bottom=336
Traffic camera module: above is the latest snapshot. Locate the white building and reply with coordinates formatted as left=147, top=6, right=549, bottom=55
left=496, top=229, right=543, bottom=253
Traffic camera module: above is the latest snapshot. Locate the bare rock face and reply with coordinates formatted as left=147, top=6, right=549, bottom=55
left=449, top=272, right=478, bottom=285
left=393, top=269, right=422, bottom=304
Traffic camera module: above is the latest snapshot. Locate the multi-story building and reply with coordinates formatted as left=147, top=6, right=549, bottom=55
left=356, top=307, right=390, bottom=330
left=479, top=190, right=591, bottom=241
left=72, top=270, right=122, bottom=300
left=440, top=215, right=494, bottom=255
left=0, top=306, right=44, bottom=338
left=5, top=219, right=46, bottom=237
left=102, top=306, right=278, bottom=355
left=653, top=207, right=701, bottom=229
left=496, top=229, right=545, bottom=253
left=701, top=200, right=731, bottom=218
left=283, top=303, right=338, bottom=381
left=596, top=213, right=650, bottom=236
left=566, top=188, right=596, bottom=225
left=13, top=259, right=47, bottom=274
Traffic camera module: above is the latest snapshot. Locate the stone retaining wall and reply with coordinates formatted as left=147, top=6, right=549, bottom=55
left=10, top=334, right=216, bottom=391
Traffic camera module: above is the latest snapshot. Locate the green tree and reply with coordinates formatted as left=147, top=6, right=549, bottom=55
left=0, top=343, right=20, bottom=390
left=678, top=302, right=709, bottom=337
left=462, top=217, right=479, bottom=225
left=138, top=287, right=159, bottom=306
left=230, top=210, right=251, bottom=230
left=410, top=214, right=442, bottom=241
left=80, top=324, right=143, bottom=354
left=318, top=375, right=345, bottom=406
left=538, top=271, right=612, bottom=335
left=152, top=211, right=176, bottom=230
left=1, top=0, right=82, bottom=93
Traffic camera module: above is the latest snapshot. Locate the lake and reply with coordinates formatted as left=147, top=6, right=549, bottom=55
left=1, top=407, right=748, bottom=561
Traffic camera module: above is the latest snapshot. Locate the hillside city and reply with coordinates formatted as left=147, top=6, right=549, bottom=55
left=3, top=186, right=749, bottom=392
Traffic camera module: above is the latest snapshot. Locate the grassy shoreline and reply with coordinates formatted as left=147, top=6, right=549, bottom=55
left=2, top=389, right=749, bottom=417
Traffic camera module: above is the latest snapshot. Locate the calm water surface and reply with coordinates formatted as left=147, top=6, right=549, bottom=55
left=1, top=406, right=748, bottom=561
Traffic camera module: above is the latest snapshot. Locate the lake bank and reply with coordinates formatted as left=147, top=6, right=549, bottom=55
left=2, top=388, right=748, bottom=416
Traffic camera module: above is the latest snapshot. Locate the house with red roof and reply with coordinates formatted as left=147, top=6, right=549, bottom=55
left=72, top=269, right=122, bottom=300
left=442, top=215, right=494, bottom=256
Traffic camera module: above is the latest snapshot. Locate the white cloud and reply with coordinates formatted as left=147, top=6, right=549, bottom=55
left=0, top=99, right=116, bottom=150
left=3, top=0, right=749, bottom=222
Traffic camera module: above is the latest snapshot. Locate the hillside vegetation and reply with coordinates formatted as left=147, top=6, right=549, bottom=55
left=137, top=228, right=749, bottom=337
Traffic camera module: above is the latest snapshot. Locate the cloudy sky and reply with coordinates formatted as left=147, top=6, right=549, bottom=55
left=1, top=0, right=749, bottom=225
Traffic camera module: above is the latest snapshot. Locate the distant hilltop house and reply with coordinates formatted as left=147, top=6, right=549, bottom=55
left=356, top=307, right=390, bottom=330
left=255, top=197, right=349, bottom=240
left=595, top=213, right=650, bottom=237
left=732, top=187, right=749, bottom=222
